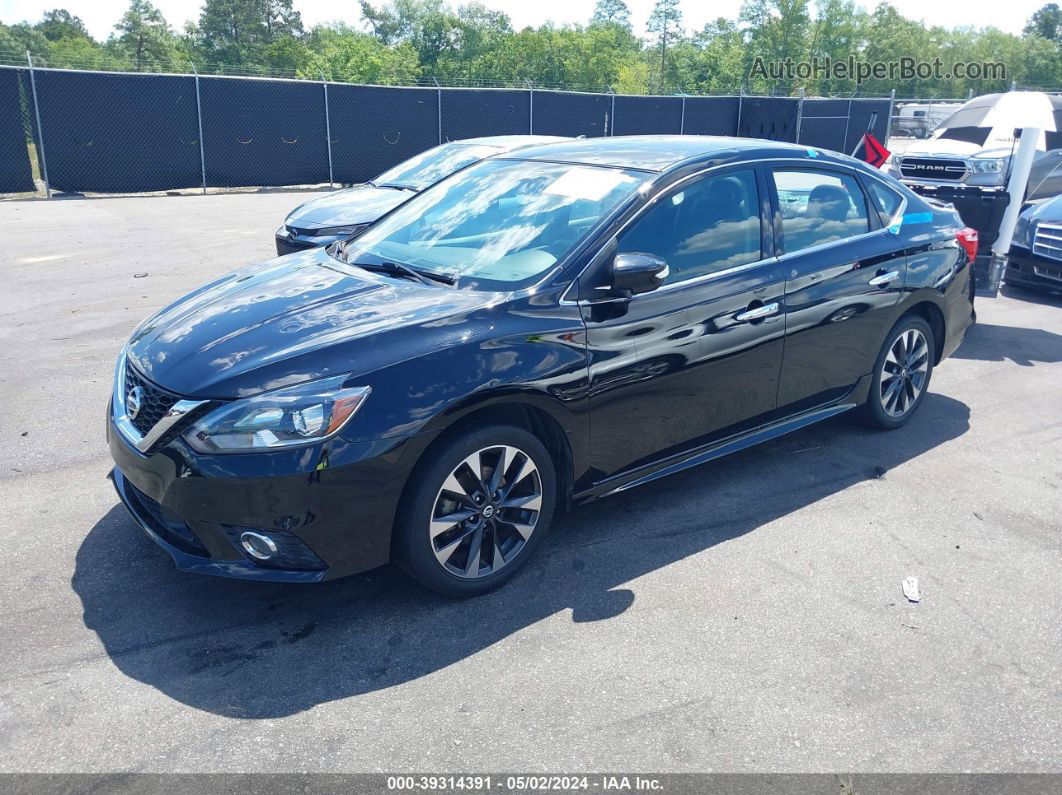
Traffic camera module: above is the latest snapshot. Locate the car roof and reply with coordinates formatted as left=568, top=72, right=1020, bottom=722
left=504, top=134, right=852, bottom=172
left=451, top=135, right=573, bottom=152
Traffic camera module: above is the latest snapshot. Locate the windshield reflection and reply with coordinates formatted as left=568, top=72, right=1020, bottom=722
left=374, top=142, right=500, bottom=191
left=347, top=159, right=646, bottom=290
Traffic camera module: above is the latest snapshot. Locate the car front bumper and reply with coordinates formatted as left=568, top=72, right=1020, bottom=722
left=1006, top=245, right=1062, bottom=293
left=107, top=409, right=428, bottom=582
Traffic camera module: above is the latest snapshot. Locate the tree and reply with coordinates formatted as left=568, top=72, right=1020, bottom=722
left=38, top=9, right=91, bottom=41
left=115, top=0, right=173, bottom=69
left=591, top=0, right=631, bottom=32
left=1025, top=3, right=1062, bottom=41
left=741, top=0, right=811, bottom=93
left=197, top=0, right=303, bottom=67
left=646, top=0, right=682, bottom=92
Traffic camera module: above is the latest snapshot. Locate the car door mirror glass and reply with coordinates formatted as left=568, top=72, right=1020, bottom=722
left=611, top=252, right=669, bottom=295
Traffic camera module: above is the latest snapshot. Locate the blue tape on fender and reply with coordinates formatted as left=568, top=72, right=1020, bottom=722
left=806, top=148, right=819, bottom=158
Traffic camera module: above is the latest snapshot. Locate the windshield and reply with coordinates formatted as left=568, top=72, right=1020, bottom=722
left=346, top=159, right=647, bottom=290
left=374, top=142, right=501, bottom=191
left=936, top=126, right=991, bottom=146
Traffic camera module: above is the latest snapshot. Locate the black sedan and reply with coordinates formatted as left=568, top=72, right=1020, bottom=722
left=108, top=136, right=977, bottom=596
left=1007, top=192, right=1062, bottom=293
left=275, top=135, right=569, bottom=256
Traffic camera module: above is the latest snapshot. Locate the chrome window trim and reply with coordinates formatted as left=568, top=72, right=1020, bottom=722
left=112, top=351, right=208, bottom=454
left=560, top=156, right=906, bottom=305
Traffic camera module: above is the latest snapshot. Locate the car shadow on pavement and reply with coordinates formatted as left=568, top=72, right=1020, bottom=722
left=950, top=321, right=1062, bottom=367
left=1000, top=283, right=1062, bottom=307
left=74, top=391, right=970, bottom=720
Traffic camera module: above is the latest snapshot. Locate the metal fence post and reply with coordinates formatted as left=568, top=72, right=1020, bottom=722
left=794, top=87, right=805, bottom=144
left=26, top=51, right=50, bottom=199
left=885, top=88, right=896, bottom=142
left=610, top=88, right=616, bottom=137
left=433, top=77, right=442, bottom=145
left=526, top=78, right=534, bottom=134
left=321, top=73, right=334, bottom=188
left=192, top=64, right=207, bottom=194
left=736, top=89, right=744, bottom=136
left=679, top=95, right=686, bottom=135
left=842, top=94, right=854, bottom=151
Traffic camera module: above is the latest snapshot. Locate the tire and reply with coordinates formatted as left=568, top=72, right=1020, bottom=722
left=393, top=424, right=557, bottom=597
left=860, top=315, right=936, bottom=430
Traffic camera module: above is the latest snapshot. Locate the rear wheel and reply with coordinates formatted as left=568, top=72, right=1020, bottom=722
left=394, top=424, right=556, bottom=597
left=861, top=315, right=935, bottom=429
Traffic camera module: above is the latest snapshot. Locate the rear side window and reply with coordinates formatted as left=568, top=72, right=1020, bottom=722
left=618, top=169, right=762, bottom=283
left=865, top=179, right=904, bottom=225
left=772, top=169, right=869, bottom=253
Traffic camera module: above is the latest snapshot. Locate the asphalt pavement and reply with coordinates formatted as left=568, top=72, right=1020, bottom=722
left=0, top=191, right=1059, bottom=772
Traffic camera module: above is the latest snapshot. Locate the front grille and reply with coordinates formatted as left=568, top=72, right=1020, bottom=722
left=899, top=157, right=969, bottom=182
left=124, top=364, right=180, bottom=436
left=125, top=480, right=207, bottom=555
left=275, top=236, right=316, bottom=256
left=1032, top=222, right=1062, bottom=263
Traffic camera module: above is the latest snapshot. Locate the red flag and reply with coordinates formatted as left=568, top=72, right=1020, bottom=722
left=853, top=132, right=890, bottom=169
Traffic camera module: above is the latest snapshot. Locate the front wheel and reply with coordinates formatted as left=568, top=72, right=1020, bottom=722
left=393, top=424, right=557, bottom=597
left=860, top=315, right=935, bottom=429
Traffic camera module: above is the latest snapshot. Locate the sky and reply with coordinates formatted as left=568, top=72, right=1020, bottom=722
left=0, top=0, right=1046, bottom=41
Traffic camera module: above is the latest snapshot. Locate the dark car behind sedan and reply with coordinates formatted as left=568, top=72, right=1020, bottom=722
left=1007, top=193, right=1062, bottom=293
left=110, top=136, right=976, bottom=597
left=275, top=135, right=570, bottom=256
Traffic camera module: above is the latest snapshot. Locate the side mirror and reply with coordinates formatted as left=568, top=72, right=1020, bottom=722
left=610, top=252, right=669, bottom=296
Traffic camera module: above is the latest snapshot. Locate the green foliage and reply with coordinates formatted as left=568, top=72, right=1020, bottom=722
left=114, top=0, right=174, bottom=69
left=1025, top=3, right=1062, bottom=40
left=4, top=1, right=1062, bottom=99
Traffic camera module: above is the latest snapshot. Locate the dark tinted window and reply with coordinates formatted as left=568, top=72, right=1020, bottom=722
left=773, top=169, right=869, bottom=252
left=938, top=126, right=991, bottom=146
left=618, top=169, right=761, bottom=283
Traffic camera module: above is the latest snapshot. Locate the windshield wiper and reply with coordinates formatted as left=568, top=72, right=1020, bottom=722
left=331, top=239, right=456, bottom=286
left=374, top=183, right=417, bottom=192
left=350, top=259, right=457, bottom=287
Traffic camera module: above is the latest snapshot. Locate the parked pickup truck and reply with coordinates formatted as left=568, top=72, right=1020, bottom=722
left=888, top=97, right=1062, bottom=203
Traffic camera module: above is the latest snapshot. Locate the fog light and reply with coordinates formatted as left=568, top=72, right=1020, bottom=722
left=240, top=531, right=278, bottom=561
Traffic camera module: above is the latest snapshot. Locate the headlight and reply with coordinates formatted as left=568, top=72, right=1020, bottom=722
left=183, top=375, right=371, bottom=453
left=1013, top=214, right=1032, bottom=247
left=308, top=223, right=369, bottom=238
left=970, top=158, right=1005, bottom=174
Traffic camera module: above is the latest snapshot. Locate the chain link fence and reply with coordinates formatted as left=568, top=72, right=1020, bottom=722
left=0, top=63, right=895, bottom=198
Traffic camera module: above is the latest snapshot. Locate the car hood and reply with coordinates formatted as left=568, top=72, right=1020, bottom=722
left=126, top=247, right=504, bottom=399
left=1020, top=193, right=1062, bottom=224
left=901, top=138, right=984, bottom=158
left=285, top=185, right=412, bottom=228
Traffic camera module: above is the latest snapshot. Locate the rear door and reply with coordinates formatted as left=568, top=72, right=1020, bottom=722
left=769, top=165, right=907, bottom=412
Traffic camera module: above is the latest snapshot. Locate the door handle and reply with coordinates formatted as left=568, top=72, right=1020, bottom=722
left=868, top=270, right=900, bottom=287
left=735, top=302, right=780, bottom=323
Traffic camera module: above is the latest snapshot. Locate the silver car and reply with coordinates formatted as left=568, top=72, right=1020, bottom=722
left=275, top=135, right=571, bottom=256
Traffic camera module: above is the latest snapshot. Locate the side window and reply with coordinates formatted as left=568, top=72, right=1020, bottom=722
left=618, top=169, right=761, bottom=283
left=865, top=179, right=904, bottom=225
left=772, top=169, right=869, bottom=253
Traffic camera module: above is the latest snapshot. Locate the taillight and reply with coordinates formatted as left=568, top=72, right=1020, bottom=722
left=956, top=227, right=978, bottom=264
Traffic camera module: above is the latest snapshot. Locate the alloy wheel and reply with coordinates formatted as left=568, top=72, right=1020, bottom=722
left=429, top=445, right=543, bottom=579
left=880, top=328, right=930, bottom=417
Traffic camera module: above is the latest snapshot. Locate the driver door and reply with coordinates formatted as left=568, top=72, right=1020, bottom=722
left=578, top=167, right=787, bottom=481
